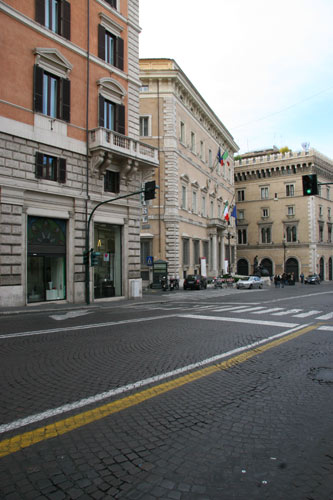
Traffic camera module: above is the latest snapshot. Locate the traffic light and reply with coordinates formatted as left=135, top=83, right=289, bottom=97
left=144, top=181, right=156, bottom=201
left=90, top=250, right=100, bottom=267
left=302, top=174, right=318, bottom=196
left=83, top=250, right=90, bottom=265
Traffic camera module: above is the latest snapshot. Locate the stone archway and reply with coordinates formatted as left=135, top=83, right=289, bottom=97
left=285, top=258, right=299, bottom=281
left=237, top=258, right=249, bottom=275
left=260, top=258, right=273, bottom=277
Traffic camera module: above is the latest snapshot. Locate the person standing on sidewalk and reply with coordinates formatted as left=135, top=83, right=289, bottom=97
left=300, top=272, right=304, bottom=284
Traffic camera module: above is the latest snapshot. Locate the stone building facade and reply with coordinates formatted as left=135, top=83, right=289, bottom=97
left=138, top=59, right=238, bottom=286
left=0, top=0, right=158, bottom=307
left=234, top=148, right=333, bottom=280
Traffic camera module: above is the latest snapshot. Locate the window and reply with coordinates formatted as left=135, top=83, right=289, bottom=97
left=34, top=65, right=70, bottom=122
left=140, top=238, right=152, bottom=265
left=287, top=206, right=295, bottom=216
left=262, top=208, right=269, bottom=218
left=182, top=239, right=189, bottom=266
left=200, top=141, right=204, bottom=160
left=261, top=227, right=271, bottom=243
left=319, top=205, right=323, bottom=218
left=329, top=208, right=332, bottom=219
left=210, top=200, right=214, bottom=218
left=98, top=24, right=124, bottom=70
left=193, top=240, right=200, bottom=266
left=202, top=241, right=209, bottom=263
left=261, top=187, right=269, bottom=199
left=104, top=170, right=119, bottom=193
left=191, top=132, right=195, bottom=152
left=201, top=196, right=206, bottom=217
left=328, top=225, right=332, bottom=243
left=218, top=204, right=221, bottom=218
left=327, top=187, right=330, bottom=200
left=140, top=116, right=150, bottom=137
left=238, top=229, right=247, bottom=244
left=35, top=0, right=71, bottom=40
left=35, top=152, right=66, bottom=183
left=319, top=224, right=324, bottom=242
left=99, top=95, right=125, bottom=134
left=180, top=122, right=185, bottom=143
left=238, top=210, right=244, bottom=220
left=237, top=190, right=245, bottom=202
left=192, top=190, right=197, bottom=213
left=140, top=85, right=149, bottom=92
left=104, top=0, right=117, bottom=8
left=286, top=184, right=294, bottom=197
left=181, top=185, right=187, bottom=210
left=208, top=149, right=212, bottom=168
left=286, top=226, right=297, bottom=242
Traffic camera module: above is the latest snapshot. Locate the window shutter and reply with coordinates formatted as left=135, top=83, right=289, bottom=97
left=33, top=65, right=44, bottom=113
left=61, top=78, right=70, bottom=122
left=58, top=158, right=66, bottom=183
left=99, top=95, right=105, bottom=127
left=35, top=0, right=45, bottom=25
left=98, top=24, right=105, bottom=60
left=115, top=104, right=125, bottom=135
left=116, top=37, right=124, bottom=70
left=61, top=0, right=71, bottom=40
left=35, top=152, right=44, bottom=178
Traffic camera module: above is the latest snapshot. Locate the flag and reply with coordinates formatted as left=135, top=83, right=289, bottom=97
left=231, top=204, right=237, bottom=225
left=217, top=148, right=224, bottom=165
left=223, top=201, right=229, bottom=222
left=222, top=150, right=229, bottom=160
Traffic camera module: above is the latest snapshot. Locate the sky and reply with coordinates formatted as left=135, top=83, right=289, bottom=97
left=139, top=0, right=333, bottom=159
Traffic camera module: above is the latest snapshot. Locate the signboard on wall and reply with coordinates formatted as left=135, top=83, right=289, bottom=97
left=200, top=257, right=207, bottom=277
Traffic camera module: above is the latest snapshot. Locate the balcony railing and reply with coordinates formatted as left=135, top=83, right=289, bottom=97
left=89, top=128, right=159, bottom=167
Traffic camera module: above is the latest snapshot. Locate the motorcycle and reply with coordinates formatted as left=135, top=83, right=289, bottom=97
left=169, top=278, right=179, bottom=291
left=160, top=276, right=168, bottom=291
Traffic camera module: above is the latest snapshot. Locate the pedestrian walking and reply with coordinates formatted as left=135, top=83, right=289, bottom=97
left=300, top=272, right=304, bottom=284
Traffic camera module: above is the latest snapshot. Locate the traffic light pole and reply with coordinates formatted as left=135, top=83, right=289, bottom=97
left=84, top=183, right=157, bottom=305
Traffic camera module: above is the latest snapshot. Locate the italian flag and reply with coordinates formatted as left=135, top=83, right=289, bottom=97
left=223, top=201, right=229, bottom=221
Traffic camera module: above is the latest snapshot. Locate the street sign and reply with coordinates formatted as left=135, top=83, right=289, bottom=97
left=146, top=256, right=154, bottom=266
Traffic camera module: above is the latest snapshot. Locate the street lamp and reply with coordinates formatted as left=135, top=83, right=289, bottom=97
left=283, top=238, right=286, bottom=273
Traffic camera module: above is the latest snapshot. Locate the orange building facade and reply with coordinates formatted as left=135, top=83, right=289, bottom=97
left=0, top=0, right=158, bottom=306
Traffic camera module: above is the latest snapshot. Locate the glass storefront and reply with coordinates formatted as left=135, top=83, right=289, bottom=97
left=27, top=217, right=66, bottom=303
left=94, top=223, right=122, bottom=299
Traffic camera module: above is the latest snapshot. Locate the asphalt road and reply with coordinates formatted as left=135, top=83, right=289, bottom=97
left=0, top=283, right=333, bottom=499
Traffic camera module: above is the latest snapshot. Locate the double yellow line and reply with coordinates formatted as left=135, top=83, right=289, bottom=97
left=0, top=323, right=320, bottom=458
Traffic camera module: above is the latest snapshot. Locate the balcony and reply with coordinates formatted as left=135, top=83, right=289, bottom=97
left=89, top=127, right=159, bottom=177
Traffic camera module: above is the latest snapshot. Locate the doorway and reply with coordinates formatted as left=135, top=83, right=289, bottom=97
left=27, top=255, right=66, bottom=302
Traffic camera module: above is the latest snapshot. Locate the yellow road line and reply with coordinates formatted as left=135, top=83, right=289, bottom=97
left=0, top=323, right=320, bottom=458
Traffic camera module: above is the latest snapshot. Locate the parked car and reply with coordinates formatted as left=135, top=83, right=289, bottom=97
left=183, top=274, right=207, bottom=290
left=236, top=275, right=263, bottom=289
left=304, top=274, right=321, bottom=284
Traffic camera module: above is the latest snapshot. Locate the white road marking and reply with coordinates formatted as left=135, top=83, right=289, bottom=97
left=272, top=309, right=303, bottom=316
left=50, top=310, right=92, bottom=321
left=231, top=306, right=267, bottom=313
left=316, top=312, right=333, bottom=320
left=0, top=322, right=310, bottom=434
left=179, top=314, right=297, bottom=328
left=251, top=308, right=284, bottom=314
left=293, top=310, right=322, bottom=318
left=318, top=325, right=333, bottom=331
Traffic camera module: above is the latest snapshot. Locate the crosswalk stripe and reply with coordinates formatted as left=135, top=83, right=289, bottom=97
left=232, top=306, right=267, bottom=313
left=251, top=307, right=284, bottom=314
left=272, top=309, right=303, bottom=316
left=316, top=311, right=333, bottom=320
left=293, top=310, right=322, bottom=318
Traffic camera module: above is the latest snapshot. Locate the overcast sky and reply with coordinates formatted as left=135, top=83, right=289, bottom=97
left=139, top=0, right=333, bottom=159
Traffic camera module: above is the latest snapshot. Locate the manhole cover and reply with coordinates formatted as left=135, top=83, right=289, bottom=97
left=310, top=367, right=333, bottom=384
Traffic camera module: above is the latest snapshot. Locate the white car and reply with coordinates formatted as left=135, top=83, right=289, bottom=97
left=236, top=276, right=263, bottom=289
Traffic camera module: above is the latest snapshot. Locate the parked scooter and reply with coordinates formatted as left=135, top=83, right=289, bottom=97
left=160, top=276, right=168, bottom=291
left=169, top=277, right=179, bottom=291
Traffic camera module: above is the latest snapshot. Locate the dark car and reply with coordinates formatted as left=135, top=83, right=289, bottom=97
left=304, top=274, right=321, bottom=284
left=183, top=274, right=207, bottom=290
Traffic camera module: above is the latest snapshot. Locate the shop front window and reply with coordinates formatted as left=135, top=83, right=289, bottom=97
left=27, top=217, right=66, bottom=303
left=94, top=223, right=122, bottom=299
